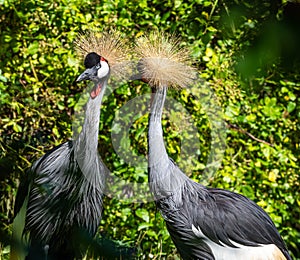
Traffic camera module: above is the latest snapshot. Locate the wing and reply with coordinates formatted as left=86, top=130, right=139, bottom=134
left=11, top=142, right=71, bottom=260
left=155, top=159, right=290, bottom=259
left=25, top=140, right=105, bottom=241
left=11, top=142, right=72, bottom=259
left=188, top=184, right=291, bottom=259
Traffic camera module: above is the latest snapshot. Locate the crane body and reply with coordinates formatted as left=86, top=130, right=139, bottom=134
left=147, top=86, right=291, bottom=260
left=12, top=52, right=109, bottom=260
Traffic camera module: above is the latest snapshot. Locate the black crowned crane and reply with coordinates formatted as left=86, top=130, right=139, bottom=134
left=11, top=30, right=128, bottom=260
left=134, top=32, right=291, bottom=260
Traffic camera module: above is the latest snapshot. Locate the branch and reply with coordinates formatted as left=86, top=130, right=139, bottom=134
left=227, top=122, right=274, bottom=147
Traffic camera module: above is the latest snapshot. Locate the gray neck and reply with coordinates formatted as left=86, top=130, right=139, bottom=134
left=148, top=87, right=169, bottom=169
left=76, top=81, right=107, bottom=151
left=148, top=87, right=189, bottom=200
left=74, top=79, right=108, bottom=185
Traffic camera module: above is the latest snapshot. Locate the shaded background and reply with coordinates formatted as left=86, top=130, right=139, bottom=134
left=0, top=0, right=299, bottom=258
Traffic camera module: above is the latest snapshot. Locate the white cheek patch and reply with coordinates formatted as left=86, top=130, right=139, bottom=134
left=97, top=61, right=109, bottom=78
left=191, top=225, right=286, bottom=260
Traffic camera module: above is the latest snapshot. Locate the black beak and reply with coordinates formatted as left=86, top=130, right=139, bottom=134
left=76, top=67, right=95, bottom=82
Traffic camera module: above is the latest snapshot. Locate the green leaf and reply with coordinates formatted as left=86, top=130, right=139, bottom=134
left=138, top=222, right=153, bottom=231
left=52, top=126, right=60, bottom=138
left=287, top=102, right=296, bottom=113
left=27, top=41, right=39, bottom=55
left=0, top=75, right=7, bottom=82
left=13, top=123, right=22, bottom=132
left=135, top=208, right=149, bottom=223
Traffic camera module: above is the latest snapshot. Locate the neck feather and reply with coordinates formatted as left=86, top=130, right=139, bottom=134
left=74, top=80, right=107, bottom=163
left=148, top=87, right=190, bottom=200
left=148, top=87, right=169, bottom=170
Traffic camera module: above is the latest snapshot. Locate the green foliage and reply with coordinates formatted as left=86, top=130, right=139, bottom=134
left=1, top=0, right=299, bottom=259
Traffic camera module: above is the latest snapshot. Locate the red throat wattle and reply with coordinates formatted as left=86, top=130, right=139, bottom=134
left=90, top=84, right=102, bottom=99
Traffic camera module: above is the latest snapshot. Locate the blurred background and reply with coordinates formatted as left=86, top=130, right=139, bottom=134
left=0, top=0, right=299, bottom=259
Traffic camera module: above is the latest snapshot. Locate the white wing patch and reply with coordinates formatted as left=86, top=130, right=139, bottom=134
left=191, top=225, right=286, bottom=260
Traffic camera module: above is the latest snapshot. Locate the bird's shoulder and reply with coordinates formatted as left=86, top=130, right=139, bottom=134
left=32, top=140, right=74, bottom=174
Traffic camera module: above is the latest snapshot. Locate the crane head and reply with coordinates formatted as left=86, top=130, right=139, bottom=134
left=77, top=52, right=109, bottom=82
left=77, top=52, right=110, bottom=98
